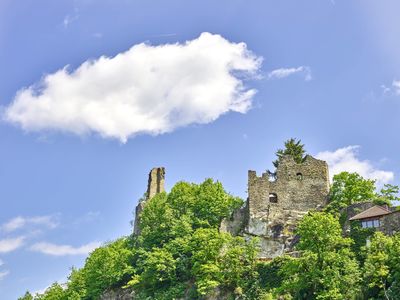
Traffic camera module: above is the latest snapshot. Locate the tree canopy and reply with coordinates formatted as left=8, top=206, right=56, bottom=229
left=22, top=170, right=400, bottom=300
left=273, top=138, right=306, bottom=168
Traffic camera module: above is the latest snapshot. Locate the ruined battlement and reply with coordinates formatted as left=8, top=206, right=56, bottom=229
left=244, top=155, right=330, bottom=258
left=133, top=167, right=165, bottom=235
left=146, top=167, right=165, bottom=200
left=248, top=155, right=329, bottom=214
left=136, top=157, right=330, bottom=258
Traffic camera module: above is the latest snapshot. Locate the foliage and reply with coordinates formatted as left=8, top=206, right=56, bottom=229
left=375, top=184, right=400, bottom=206
left=278, top=212, right=361, bottom=299
left=257, top=256, right=292, bottom=291
left=34, top=283, right=65, bottom=300
left=30, top=237, right=135, bottom=300
left=362, top=232, right=400, bottom=299
left=18, top=292, right=34, bottom=300
left=273, top=138, right=306, bottom=168
left=82, top=238, right=135, bottom=299
left=349, top=220, right=376, bottom=263
left=128, top=179, right=261, bottom=299
left=21, top=171, right=400, bottom=300
left=326, top=172, right=376, bottom=214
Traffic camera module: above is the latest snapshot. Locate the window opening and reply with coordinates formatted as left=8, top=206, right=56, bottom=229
left=269, top=193, right=278, bottom=203
left=361, top=219, right=380, bottom=228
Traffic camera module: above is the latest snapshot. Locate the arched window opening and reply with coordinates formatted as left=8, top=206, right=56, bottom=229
left=296, top=173, right=303, bottom=180
left=269, top=193, right=278, bottom=203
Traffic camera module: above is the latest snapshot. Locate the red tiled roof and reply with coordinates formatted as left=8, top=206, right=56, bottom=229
left=349, top=205, right=391, bottom=221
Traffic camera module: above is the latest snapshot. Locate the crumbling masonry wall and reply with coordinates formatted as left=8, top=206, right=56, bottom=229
left=245, top=155, right=330, bottom=258
left=133, top=167, right=165, bottom=235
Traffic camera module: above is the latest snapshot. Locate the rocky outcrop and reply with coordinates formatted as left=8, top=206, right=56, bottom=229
left=100, top=287, right=135, bottom=300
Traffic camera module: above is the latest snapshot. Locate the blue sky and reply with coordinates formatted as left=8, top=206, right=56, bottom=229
left=1, top=0, right=400, bottom=298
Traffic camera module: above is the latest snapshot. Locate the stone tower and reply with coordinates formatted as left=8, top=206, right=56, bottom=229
left=133, top=167, right=165, bottom=235
left=245, top=155, right=329, bottom=258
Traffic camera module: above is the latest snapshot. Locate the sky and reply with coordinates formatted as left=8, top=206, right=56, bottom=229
left=1, top=0, right=400, bottom=298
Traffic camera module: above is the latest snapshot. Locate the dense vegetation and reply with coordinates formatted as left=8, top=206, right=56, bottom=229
left=21, top=140, right=400, bottom=299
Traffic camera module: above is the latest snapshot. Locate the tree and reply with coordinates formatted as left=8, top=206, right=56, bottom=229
left=18, top=292, right=34, bottom=300
left=273, top=138, right=306, bottom=168
left=279, top=212, right=361, bottom=299
left=375, top=184, right=400, bottom=206
left=327, top=172, right=376, bottom=214
left=23, top=178, right=261, bottom=300
left=63, top=267, right=87, bottom=299
left=34, top=283, right=66, bottom=300
left=82, top=238, right=135, bottom=299
left=363, top=232, right=400, bottom=299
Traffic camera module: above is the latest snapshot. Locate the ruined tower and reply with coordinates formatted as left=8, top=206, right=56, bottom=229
left=245, top=155, right=330, bottom=258
left=133, top=167, right=165, bottom=235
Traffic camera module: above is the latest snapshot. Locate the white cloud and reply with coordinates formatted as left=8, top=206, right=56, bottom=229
left=30, top=241, right=101, bottom=256
left=379, top=80, right=400, bottom=96
left=267, top=66, right=311, bottom=81
left=0, top=270, right=9, bottom=281
left=2, top=216, right=58, bottom=233
left=393, top=79, right=400, bottom=95
left=0, top=237, right=25, bottom=253
left=3, top=32, right=261, bottom=143
left=316, top=145, right=394, bottom=186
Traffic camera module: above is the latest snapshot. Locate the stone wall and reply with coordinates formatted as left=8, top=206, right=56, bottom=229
left=133, top=167, right=165, bottom=235
left=380, top=210, right=400, bottom=235
left=244, top=155, right=330, bottom=258
left=219, top=205, right=248, bottom=236
left=146, top=167, right=165, bottom=199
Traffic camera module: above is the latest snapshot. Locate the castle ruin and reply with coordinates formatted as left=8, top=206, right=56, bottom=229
left=133, top=167, right=165, bottom=235
left=243, top=155, right=330, bottom=257
left=134, top=156, right=331, bottom=258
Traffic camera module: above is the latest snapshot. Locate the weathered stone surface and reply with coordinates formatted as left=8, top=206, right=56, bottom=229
left=133, top=167, right=165, bottom=235
left=381, top=211, right=400, bottom=235
left=219, top=205, right=247, bottom=236
left=244, top=155, right=330, bottom=258
left=100, top=288, right=135, bottom=300
left=146, top=167, right=165, bottom=199
left=137, top=159, right=330, bottom=259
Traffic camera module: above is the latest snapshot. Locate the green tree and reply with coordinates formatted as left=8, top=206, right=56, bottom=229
left=375, top=184, right=400, bottom=206
left=34, top=283, right=66, bottom=300
left=273, top=138, right=306, bottom=168
left=82, top=238, right=135, bottom=299
left=363, top=232, right=400, bottom=299
left=25, top=178, right=261, bottom=300
left=138, top=179, right=243, bottom=250
left=279, top=212, right=361, bottom=299
left=327, top=172, right=376, bottom=214
left=131, top=179, right=257, bottom=299
left=218, top=236, right=260, bottom=298
left=18, top=292, right=34, bottom=300
left=63, top=267, right=87, bottom=299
